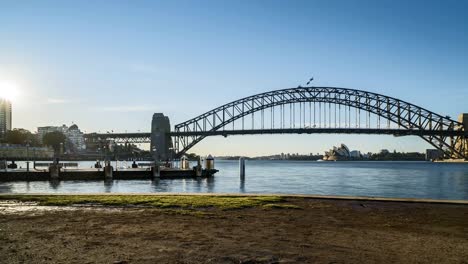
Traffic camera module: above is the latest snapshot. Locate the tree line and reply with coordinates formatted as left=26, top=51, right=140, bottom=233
left=1, top=128, right=66, bottom=153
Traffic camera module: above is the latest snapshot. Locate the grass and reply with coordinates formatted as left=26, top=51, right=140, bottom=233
left=262, top=203, right=302, bottom=210
left=0, top=194, right=288, bottom=210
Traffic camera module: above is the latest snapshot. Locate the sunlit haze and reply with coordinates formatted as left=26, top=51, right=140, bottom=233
left=0, top=80, right=20, bottom=102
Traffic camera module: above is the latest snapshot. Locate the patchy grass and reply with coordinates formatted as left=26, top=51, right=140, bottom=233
left=0, top=195, right=286, bottom=210
left=262, top=203, right=302, bottom=210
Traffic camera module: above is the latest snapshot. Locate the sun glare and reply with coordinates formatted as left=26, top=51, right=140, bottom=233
left=0, top=80, right=20, bottom=101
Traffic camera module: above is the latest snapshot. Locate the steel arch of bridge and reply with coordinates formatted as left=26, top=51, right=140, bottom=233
left=173, top=87, right=466, bottom=159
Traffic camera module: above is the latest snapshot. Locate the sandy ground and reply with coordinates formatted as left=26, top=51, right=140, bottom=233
left=0, top=198, right=467, bottom=264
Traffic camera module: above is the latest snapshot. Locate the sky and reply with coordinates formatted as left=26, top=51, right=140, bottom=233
left=0, top=0, right=467, bottom=156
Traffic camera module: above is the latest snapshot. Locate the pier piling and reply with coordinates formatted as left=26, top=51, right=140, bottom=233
left=49, top=164, right=60, bottom=180
left=104, top=161, right=113, bottom=179
left=239, top=157, right=245, bottom=180
left=195, top=157, right=203, bottom=177
left=152, top=164, right=160, bottom=178
left=1, top=160, right=6, bottom=172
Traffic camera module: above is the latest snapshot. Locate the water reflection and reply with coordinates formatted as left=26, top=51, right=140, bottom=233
left=0, top=161, right=467, bottom=200
left=240, top=179, right=245, bottom=193
left=0, top=183, right=12, bottom=193
left=49, top=180, right=61, bottom=190
left=104, top=179, right=113, bottom=193
left=206, top=176, right=215, bottom=193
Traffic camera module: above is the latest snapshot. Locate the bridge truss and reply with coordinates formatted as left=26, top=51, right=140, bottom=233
left=173, top=87, right=467, bottom=159
left=84, top=132, right=151, bottom=146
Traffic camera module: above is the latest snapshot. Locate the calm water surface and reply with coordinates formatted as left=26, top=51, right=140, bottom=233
left=0, top=160, right=467, bottom=200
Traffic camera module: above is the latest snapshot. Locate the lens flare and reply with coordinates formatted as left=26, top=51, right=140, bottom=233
left=0, top=80, right=20, bottom=101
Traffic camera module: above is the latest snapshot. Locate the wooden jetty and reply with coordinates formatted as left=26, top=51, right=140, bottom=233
left=0, top=167, right=219, bottom=182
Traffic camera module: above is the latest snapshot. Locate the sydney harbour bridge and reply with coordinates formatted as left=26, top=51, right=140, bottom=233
left=85, top=87, right=468, bottom=160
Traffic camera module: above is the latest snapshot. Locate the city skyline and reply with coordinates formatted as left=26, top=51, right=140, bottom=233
left=1, top=0, right=467, bottom=156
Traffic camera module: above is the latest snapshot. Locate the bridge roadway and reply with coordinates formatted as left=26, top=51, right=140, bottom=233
left=85, top=128, right=467, bottom=144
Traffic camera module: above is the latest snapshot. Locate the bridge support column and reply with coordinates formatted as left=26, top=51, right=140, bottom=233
left=456, top=113, right=468, bottom=160
left=151, top=113, right=173, bottom=161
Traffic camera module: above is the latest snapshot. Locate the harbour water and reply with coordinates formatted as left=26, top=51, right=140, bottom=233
left=0, top=160, right=467, bottom=200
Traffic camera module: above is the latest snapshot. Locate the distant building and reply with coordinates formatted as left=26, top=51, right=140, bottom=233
left=426, top=149, right=444, bottom=161
left=323, top=144, right=351, bottom=161
left=66, top=124, right=86, bottom=152
left=0, top=98, right=12, bottom=138
left=37, top=125, right=68, bottom=144
left=361, top=152, right=372, bottom=159
left=37, top=124, right=86, bottom=152
left=350, top=150, right=361, bottom=158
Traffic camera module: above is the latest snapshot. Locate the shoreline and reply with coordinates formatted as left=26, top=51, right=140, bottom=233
left=1, top=192, right=467, bottom=205
left=1, top=194, right=467, bottom=263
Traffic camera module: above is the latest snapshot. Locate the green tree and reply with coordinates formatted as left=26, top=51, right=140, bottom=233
left=4, top=128, right=39, bottom=146
left=42, top=131, right=66, bottom=152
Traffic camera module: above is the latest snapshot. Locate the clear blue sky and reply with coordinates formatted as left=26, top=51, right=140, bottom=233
left=1, top=0, right=467, bottom=155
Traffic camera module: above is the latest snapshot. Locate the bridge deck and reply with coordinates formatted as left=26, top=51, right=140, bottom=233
left=85, top=128, right=466, bottom=142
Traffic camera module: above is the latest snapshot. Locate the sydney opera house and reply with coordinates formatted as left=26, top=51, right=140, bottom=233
left=322, top=144, right=351, bottom=161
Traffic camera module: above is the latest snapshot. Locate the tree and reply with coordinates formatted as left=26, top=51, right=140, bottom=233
left=4, top=128, right=39, bottom=146
left=42, top=131, right=66, bottom=153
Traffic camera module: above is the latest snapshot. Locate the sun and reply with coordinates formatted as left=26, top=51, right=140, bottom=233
left=0, top=80, right=20, bottom=101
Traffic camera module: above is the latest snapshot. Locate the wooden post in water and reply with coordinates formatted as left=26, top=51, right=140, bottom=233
left=49, top=158, right=60, bottom=180
left=1, top=160, right=6, bottom=172
left=195, top=156, right=203, bottom=177
left=239, top=157, right=245, bottom=180
left=152, top=163, right=160, bottom=178
left=104, top=160, right=113, bottom=179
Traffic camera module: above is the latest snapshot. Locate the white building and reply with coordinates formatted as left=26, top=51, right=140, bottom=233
left=323, top=144, right=351, bottom=161
left=0, top=98, right=12, bottom=138
left=350, top=150, right=361, bottom=158
left=37, top=124, right=86, bottom=152
left=37, top=125, right=68, bottom=144
left=66, top=124, right=86, bottom=151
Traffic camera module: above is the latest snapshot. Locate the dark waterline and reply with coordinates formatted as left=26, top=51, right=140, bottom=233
left=0, top=160, right=467, bottom=200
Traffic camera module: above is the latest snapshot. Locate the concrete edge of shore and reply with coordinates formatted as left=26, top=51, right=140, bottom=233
left=1, top=193, right=467, bottom=205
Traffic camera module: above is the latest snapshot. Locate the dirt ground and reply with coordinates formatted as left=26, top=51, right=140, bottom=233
left=0, top=198, right=467, bottom=264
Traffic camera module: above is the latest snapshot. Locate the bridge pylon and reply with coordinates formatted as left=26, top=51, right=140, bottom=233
left=453, top=113, right=468, bottom=159
left=150, top=113, right=173, bottom=161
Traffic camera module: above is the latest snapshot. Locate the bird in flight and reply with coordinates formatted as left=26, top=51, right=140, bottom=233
left=306, top=77, right=314, bottom=85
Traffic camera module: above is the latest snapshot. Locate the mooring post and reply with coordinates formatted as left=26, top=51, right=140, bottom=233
left=195, top=156, right=203, bottom=177
left=104, top=160, right=113, bottom=179
left=1, top=160, right=7, bottom=172
left=49, top=158, right=60, bottom=180
left=239, top=157, right=245, bottom=180
left=152, top=163, right=160, bottom=178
